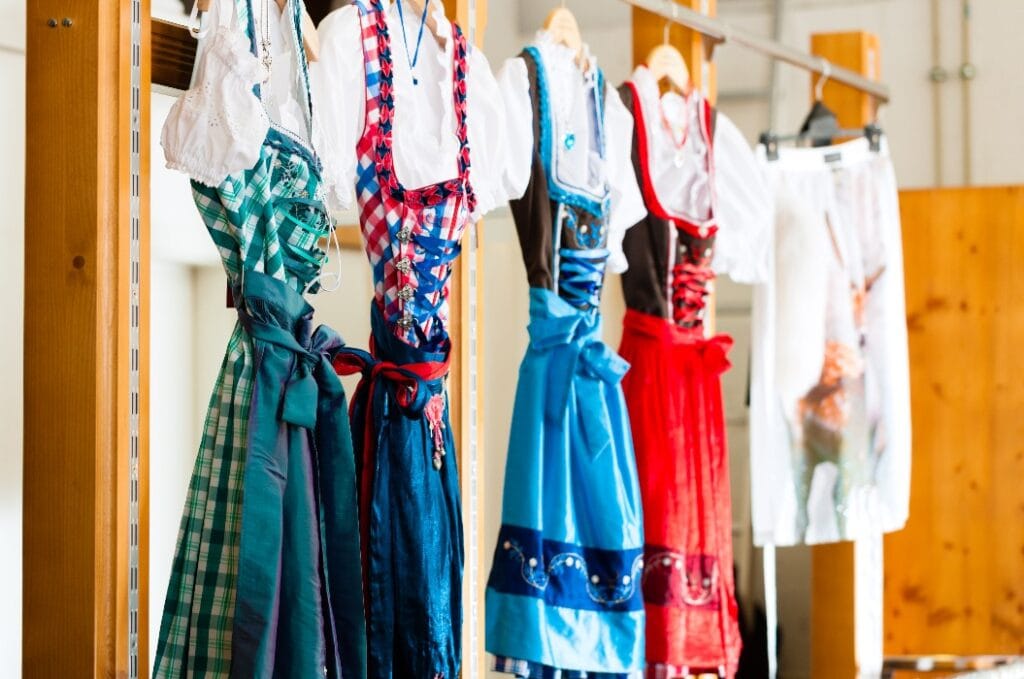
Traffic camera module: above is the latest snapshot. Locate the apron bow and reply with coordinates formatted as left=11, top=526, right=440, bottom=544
left=529, top=312, right=630, bottom=458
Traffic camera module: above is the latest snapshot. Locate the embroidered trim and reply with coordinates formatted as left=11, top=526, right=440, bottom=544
left=501, top=539, right=644, bottom=606
left=524, top=46, right=609, bottom=220
left=368, top=0, right=475, bottom=212
left=641, top=548, right=721, bottom=610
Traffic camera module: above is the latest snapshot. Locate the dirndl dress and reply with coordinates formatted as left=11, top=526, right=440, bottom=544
left=617, top=76, right=741, bottom=676
left=329, top=1, right=476, bottom=676
left=153, top=1, right=365, bottom=676
left=486, top=42, right=645, bottom=678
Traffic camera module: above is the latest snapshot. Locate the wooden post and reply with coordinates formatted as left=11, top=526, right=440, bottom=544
left=808, top=30, right=882, bottom=679
left=442, top=0, right=488, bottom=673
left=24, top=1, right=149, bottom=678
left=810, top=32, right=881, bottom=132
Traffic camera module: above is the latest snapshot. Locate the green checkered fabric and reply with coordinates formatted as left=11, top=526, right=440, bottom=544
left=153, top=149, right=326, bottom=678
left=153, top=7, right=328, bottom=669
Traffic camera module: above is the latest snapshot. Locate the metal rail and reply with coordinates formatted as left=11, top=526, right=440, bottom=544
left=622, top=0, right=891, bottom=103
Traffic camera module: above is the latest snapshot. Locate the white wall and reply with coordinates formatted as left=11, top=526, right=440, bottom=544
left=0, top=0, right=25, bottom=673
left=149, top=260, right=198, bottom=653
left=714, top=0, right=1024, bottom=189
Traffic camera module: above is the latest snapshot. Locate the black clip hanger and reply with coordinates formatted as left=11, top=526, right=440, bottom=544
left=864, top=123, right=883, bottom=152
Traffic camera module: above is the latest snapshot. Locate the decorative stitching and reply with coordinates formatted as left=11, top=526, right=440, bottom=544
left=641, top=549, right=720, bottom=609
left=500, top=539, right=645, bottom=607
left=523, top=46, right=609, bottom=220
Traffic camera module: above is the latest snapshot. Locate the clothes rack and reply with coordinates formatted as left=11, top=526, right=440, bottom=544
left=155, top=3, right=890, bottom=102
left=620, top=0, right=891, bottom=103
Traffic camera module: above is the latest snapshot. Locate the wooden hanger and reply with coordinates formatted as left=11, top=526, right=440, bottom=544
left=543, top=3, right=585, bottom=66
left=397, top=0, right=448, bottom=49
left=646, top=19, right=690, bottom=95
left=194, top=0, right=320, bottom=62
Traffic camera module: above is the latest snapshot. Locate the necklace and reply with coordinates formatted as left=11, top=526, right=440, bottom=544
left=259, top=0, right=273, bottom=82
left=659, top=94, right=690, bottom=168
left=396, top=0, right=430, bottom=86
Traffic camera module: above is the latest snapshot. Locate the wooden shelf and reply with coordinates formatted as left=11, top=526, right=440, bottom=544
left=153, top=18, right=195, bottom=91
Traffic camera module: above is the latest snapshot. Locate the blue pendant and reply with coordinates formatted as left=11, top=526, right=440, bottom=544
left=563, top=133, right=576, bottom=151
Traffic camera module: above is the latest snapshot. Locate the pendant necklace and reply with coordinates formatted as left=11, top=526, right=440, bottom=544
left=660, top=94, right=690, bottom=168
left=396, top=0, right=430, bottom=86
left=259, top=0, right=273, bottom=82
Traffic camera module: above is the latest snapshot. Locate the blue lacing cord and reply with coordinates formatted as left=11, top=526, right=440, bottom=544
left=558, top=247, right=609, bottom=310
left=408, top=231, right=462, bottom=319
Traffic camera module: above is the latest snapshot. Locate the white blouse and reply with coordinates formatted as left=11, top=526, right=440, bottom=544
left=162, top=0, right=311, bottom=186
left=312, top=2, right=528, bottom=218
left=629, top=65, right=773, bottom=284
left=630, top=65, right=714, bottom=227
left=500, top=33, right=647, bottom=273
left=713, top=112, right=774, bottom=284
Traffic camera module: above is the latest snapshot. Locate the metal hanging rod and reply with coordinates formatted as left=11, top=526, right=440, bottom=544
left=621, top=0, right=891, bottom=103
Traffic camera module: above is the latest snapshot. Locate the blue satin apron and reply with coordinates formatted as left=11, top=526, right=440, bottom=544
left=334, top=302, right=462, bottom=679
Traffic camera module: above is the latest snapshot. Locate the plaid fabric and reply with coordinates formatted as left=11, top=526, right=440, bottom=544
left=492, top=656, right=645, bottom=679
left=153, top=1, right=329, bottom=675
left=354, top=0, right=475, bottom=349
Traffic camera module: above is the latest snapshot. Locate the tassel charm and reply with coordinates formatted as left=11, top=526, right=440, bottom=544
left=425, top=394, right=447, bottom=471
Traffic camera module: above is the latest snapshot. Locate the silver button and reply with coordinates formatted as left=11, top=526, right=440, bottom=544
left=397, top=226, right=412, bottom=243
left=398, top=284, right=414, bottom=301
left=397, top=312, right=415, bottom=329
left=395, top=257, right=412, bottom=274
left=580, top=224, right=589, bottom=234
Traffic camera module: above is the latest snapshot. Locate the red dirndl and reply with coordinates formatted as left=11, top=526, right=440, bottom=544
left=619, top=308, right=741, bottom=676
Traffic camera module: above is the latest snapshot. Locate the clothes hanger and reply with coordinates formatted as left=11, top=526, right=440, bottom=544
left=193, top=0, right=319, bottom=62
left=543, top=1, right=586, bottom=67
left=797, top=60, right=839, bottom=146
left=759, top=59, right=884, bottom=160
left=645, top=2, right=691, bottom=95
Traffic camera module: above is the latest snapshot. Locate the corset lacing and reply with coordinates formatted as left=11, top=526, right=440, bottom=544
left=558, top=248, right=610, bottom=311
left=276, top=195, right=332, bottom=288
left=671, top=259, right=714, bottom=328
left=395, top=227, right=462, bottom=345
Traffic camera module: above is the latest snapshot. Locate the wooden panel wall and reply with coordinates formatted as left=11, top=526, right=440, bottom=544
left=24, top=0, right=148, bottom=677
left=884, top=186, right=1024, bottom=655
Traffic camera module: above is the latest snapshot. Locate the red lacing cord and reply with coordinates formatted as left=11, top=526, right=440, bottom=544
left=671, top=261, right=714, bottom=326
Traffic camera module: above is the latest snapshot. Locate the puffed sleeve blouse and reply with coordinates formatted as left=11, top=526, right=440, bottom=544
left=311, top=2, right=530, bottom=219
left=496, top=32, right=647, bottom=273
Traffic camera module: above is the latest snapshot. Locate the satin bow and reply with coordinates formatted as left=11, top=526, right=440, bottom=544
left=332, top=346, right=449, bottom=418
left=237, top=302, right=344, bottom=430
left=528, top=311, right=630, bottom=459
